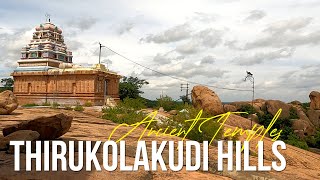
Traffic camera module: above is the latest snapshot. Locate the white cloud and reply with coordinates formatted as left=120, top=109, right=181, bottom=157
left=141, top=23, right=192, bottom=43
left=1, top=0, right=320, bottom=102
left=244, top=10, right=266, bottom=21
left=233, top=47, right=295, bottom=66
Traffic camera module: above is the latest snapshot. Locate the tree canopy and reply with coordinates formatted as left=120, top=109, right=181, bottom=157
left=119, top=76, right=149, bottom=100
left=1, top=78, right=14, bottom=87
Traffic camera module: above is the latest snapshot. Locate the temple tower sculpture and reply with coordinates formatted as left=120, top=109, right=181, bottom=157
left=11, top=17, right=121, bottom=106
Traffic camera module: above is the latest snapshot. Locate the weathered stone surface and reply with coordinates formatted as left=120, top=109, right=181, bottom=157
left=265, top=100, right=290, bottom=119
left=248, top=114, right=259, bottom=123
left=223, top=104, right=237, bottom=112
left=292, top=119, right=315, bottom=138
left=0, top=130, right=40, bottom=151
left=191, top=85, right=224, bottom=115
left=0, top=135, right=6, bottom=150
left=0, top=90, right=18, bottom=115
left=290, top=100, right=302, bottom=106
left=309, top=91, right=320, bottom=110
left=0, top=108, right=320, bottom=179
left=230, top=101, right=249, bottom=110
left=3, top=113, right=72, bottom=140
left=158, top=107, right=164, bottom=112
left=307, top=110, right=320, bottom=128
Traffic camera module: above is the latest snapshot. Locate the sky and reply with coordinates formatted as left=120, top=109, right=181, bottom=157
left=0, top=0, right=319, bottom=102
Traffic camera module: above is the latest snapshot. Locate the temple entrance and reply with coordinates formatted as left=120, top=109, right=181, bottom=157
left=104, top=80, right=108, bottom=96
left=28, top=83, right=31, bottom=94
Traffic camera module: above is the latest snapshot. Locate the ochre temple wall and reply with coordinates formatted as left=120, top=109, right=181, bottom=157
left=12, top=72, right=120, bottom=106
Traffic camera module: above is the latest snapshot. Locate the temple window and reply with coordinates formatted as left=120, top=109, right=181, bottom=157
left=30, top=52, right=38, bottom=58
left=21, top=53, right=27, bottom=59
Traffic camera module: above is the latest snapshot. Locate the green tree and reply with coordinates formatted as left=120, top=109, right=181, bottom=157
left=1, top=78, right=14, bottom=87
left=119, top=76, right=149, bottom=100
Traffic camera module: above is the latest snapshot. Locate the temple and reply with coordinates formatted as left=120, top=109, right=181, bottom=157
left=11, top=17, right=121, bottom=106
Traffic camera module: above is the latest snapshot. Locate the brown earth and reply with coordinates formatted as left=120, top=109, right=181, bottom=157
left=0, top=107, right=320, bottom=179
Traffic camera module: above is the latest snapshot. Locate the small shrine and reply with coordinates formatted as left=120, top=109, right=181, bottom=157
left=11, top=16, right=121, bottom=106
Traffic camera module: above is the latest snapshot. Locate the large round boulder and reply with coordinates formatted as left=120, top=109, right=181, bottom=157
left=309, top=91, right=320, bottom=110
left=191, top=85, right=224, bottom=115
left=0, top=90, right=18, bottom=115
left=292, top=119, right=315, bottom=138
left=307, top=110, right=320, bottom=128
left=265, top=100, right=290, bottom=119
left=3, top=113, right=73, bottom=140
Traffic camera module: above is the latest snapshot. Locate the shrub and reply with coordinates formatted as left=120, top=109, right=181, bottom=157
left=301, top=102, right=310, bottom=111
left=121, top=97, right=146, bottom=110
left=64, top=105, right=73, bottom=110
left=22, top=103, right=39, bottom=107
left=156, top=95, right=175, bottom=111
left=289, top=107, right=298, bottom=119
left=238, top=104, right=256, bottom=118
left=51, top=102, right=60, bottom=109
left=285, top=133, right=309, bottom=150
left=84, top=101, right=93, bottom=107
left=306, top=128, right=320, bottom=149
left=156, top=104, right=224, bottom=142
left=41, top=102, right=51, bottom=106
left=74, top=104, right=84, bottom=112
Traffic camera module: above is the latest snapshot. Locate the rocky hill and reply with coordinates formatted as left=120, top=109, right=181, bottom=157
left=0, top=107, right=320, bottom=179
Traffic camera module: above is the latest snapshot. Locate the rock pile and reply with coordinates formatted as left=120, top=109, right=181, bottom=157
left=0, top=113, right=73, bottom=152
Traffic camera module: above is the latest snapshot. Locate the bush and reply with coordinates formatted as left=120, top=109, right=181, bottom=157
left=51, top=102, right=60, bottom=109
left=41, top=102, right=51, bottom=106
left=301, top=102, right=310, bottom=111
left=306, top=129, right=320, bottom=148
left=121, top=97, right=146, bottom=110
left=102, top=98, right=147, bottom=124
left=74, top=104, right=84, bottom=112
left=238, top=104, right=256, bottom=118
left=84, top=101, right=93, bottom=107
left=22, top=103, right=39, bottom=107
left=155, top=104, right=224, bottom=142
left=285, top=133, right=309, bottom=150
left=156, top=95, right=176, bottom=111
left=289, top=107, right=298, bottom=119
left=64, top=105, right=73, bottom=110
left=102, top=102, right=224, bottom=143
left=0, top=87, right=13, bottom=92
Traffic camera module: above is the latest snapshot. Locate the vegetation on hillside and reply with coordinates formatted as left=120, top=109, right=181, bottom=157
left=102, top=98, right=224, bottom=143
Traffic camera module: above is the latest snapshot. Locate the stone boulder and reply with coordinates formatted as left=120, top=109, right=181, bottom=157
left=0, top=90, right=18, bottom=115
left=309, top=91, right=320, bottom=110
left=307, top=110, right=320, bottom=128
left=3, top=113, right=73, bottom=140
left=290, top=100, right=302, bottom=106
left=0, top=130, right=40, bottom=151
left=191, top=85, right=224, bottom=115
left=292, top=119, right=315, bottom=138
left=265, top=100, right=290, bottom=119
left=230, top=101, right=249, bottom=110
left=223, top=104, right=237, bottom=112
left=248, top=114, right=259, bottom=123
left=168, top=110, right=178, bottom=115
left=158, top=107, right=165, bottom=113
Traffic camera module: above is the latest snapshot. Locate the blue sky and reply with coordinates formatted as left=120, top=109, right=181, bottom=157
left=1, top=0, right=320, bottom=102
